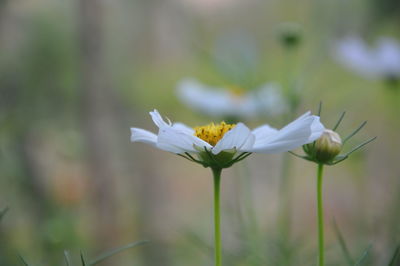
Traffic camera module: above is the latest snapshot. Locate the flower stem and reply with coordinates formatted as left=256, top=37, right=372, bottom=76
left=317, top=163, right=325, bottom=266
left=212, top=167, right=222, bottom=266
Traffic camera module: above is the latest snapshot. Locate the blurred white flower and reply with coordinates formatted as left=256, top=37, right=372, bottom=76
left=131, top=109, right=324, bottom=159
left=176, top=78, right=288, bottom=119
left=335, top=36, right=400, bottom=79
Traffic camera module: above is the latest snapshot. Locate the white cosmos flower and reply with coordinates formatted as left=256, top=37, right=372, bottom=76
left=176, top=78, right=287, bottom=119
left=131, top=110, right=324, bottom=161
left=335, top=36, right=400, bottom=79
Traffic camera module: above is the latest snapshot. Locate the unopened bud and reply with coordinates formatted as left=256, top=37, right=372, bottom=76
left=276, top=23, right=302, bottom=49
left=315, top=129, right=342, bottom=163
left=385, top=74, right=399, bottom=90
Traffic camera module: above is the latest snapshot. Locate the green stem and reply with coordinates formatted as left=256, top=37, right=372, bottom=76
left=317, top=163, right=325, bottom=266
left=212, top=167, right=223, bottom=266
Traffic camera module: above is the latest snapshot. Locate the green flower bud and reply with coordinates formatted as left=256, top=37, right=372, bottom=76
left=385, top=74, right=400, bottom=90
left=315, top=129, right=342, bottom=163
left=276, top=22, right=303, bottom=49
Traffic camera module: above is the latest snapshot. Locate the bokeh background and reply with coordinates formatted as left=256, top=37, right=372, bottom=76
left=0, top=0, right=399, bottom=265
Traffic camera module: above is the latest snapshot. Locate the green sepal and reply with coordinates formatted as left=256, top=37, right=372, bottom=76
left=198, top=149, right=236, bottom=169
left=178, top=146, right=251, bottom=169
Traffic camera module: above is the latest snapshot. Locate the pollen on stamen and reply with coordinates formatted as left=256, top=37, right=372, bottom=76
left=193, top=122, right=236, bottom=146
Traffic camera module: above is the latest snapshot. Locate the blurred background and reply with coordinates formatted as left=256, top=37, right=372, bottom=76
left=0, top=0, right=399, bottom=265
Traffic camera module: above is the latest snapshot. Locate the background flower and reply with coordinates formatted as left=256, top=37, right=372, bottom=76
left=176, top=78, right=288, bottom=119
left=334, top=36, right=400, bottom=80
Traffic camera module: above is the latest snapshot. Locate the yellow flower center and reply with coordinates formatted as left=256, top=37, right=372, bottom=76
left=229, top=86, right=245, bottom=97
left=194, top=122, right=236, bottom=146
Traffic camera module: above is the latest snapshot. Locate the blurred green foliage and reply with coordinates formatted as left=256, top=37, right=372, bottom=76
left=0, top=0, right=399, bottom=265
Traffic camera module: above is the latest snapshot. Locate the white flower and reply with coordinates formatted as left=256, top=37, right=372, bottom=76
left=335, top=36, right=400, bottom=79
left=131, top=110, right=324, bottom=162
left=176, top=78, right=287, bottom=119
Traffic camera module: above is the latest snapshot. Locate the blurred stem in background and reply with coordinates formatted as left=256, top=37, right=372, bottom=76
left=0, top=0, right=7, bottom=34
left=236, top=161, right=261, bottom=264
left=383, top=86, right=400, bottom=248
left=78, top=0, right=118, bottom=254
left=276, top=23, right=302, bottom=263
left=277, top=153, right=293, bottom=254
left=0, top=0, right=82, bottom=261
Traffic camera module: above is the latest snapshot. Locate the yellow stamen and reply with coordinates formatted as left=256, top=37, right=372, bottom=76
left=194, top=122, right=236, bottom=146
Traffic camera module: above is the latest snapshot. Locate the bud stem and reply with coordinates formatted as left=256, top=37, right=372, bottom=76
left=317, top=163, right=325, bottom=266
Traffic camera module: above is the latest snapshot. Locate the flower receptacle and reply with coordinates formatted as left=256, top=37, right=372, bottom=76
left=197, top=149, right=236, bottom=169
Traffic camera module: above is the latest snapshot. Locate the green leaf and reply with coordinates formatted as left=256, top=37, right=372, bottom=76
left=388, top=244, right=400, bottom=266
left=354, top=244, right=372, bottom=266
left=332, top=218, right=354, bottom=265
left=89, top=240, right=149, bottom=265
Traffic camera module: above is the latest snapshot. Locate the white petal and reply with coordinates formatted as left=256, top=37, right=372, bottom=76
left=309, top=116, right=325, bottom=142
left=251, top=124, right=279, bottom=147
left=130, top=128, right=157, bottom=147
left=172, top=122, right=195, bottom=134
left=157, top=125, right=212, bottom=154
left=212, top=123, right=255, bottom=154
left=147, top=109, right=212, bottom=154
left=150, top=109, right=170, bottom=128
left=247, top=112, right=325, bottom=153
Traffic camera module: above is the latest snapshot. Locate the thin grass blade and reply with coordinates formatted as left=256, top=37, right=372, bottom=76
left=332, top=218, right=354, bottom=265
left=354, top=244, right=372, bottom=266
left=64, top=250, right=71, bottom=266
left=89, top=240, right=149, bottom=265
left=388, top=244, right=400, bottom=266
left=19, top=255, right=30, bottom=266
left=0, top=206, right=9, bottom=221
left=80, top=251, right=87, bottom=266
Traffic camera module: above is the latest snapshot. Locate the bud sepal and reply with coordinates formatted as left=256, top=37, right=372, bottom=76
left=290, top=105, right=376, bottom=165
